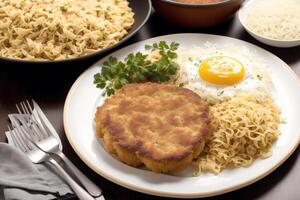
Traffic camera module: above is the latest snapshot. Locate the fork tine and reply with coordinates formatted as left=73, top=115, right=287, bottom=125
left=8, top=126, right=26, bottom=152
left=26, top=121, right=42, bottom=142
left=21, top=101, right=30, bottom=115
left=33, top=121, right=49, bottom=139
left=26, top=100, right=48, bottom=137
left=11, top=118, right=33, bottom=151
left=32, top=100, right=62, bottom=149
left=16, top=100, right=48, bottom=140
left=14, top=126, right=31, bottom=151
left=10, top=132, right=22, bottom=150
left=26, top=99, right=34, bottom=113
left=11, top=113, right=47, bottom=152
left=16, top=104, right=22, bottom=114
left=8, top=126, right=18, bottom=148
left=7, top=126, right=17, bottom=147
left=12, top=114, right=36, bottom=140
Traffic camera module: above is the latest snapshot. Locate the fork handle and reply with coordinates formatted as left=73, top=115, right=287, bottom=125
left=56, top=151, right=102, bottom=197
left=47, top=158, right=95, bottom=200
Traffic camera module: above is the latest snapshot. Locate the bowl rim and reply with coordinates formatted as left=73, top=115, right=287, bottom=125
left=0, top=0, right=152, bottom=64
left=238, top=0, right=300, bottom=43
left=154, top=0, right=240, bottom=7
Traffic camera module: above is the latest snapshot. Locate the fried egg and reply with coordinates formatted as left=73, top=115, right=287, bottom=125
left=198, top=56, right=245, bottom=85
left=176, top=43, right=273, bottom=104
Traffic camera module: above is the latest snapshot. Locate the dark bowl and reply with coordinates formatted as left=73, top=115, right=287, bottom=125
left=0, top=0, right=151, bottom=65
left=152, top=0, right=243, bottom=28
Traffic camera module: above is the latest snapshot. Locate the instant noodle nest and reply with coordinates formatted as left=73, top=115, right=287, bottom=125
left=0, top=0, right=134, bottom=60
left=194, top=95, right=280, bottom=174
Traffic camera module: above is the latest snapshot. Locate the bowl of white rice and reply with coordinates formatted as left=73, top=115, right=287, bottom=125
left=238, top=0, right=300, bottom=48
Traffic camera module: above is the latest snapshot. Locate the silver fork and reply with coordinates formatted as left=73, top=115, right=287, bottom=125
left=7, top=123, right=95, bottom=200
left=14, top=100, right=103, bottom=198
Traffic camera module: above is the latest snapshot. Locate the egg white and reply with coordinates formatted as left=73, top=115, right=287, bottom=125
left=176, top=43, right=273, bottom=104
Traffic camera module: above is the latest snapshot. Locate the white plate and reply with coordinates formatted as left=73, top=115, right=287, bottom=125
left=63, top=33, right=300, bottom=198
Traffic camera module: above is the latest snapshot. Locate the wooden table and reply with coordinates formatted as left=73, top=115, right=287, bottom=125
left=1, top=11, right=300, bottom=200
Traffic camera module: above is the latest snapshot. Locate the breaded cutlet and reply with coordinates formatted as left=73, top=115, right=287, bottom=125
left=94, top=83, right=210, bottom=173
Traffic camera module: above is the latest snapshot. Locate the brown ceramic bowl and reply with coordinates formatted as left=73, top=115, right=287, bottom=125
left=152, top=0, right=243, bottom=28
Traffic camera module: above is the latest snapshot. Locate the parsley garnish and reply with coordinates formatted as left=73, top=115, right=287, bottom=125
left=257, top=74, right=263, bottom=81
left=93, top=41, right=179, bottom=96
left=60, top=6, right=67, bottom=12
left=178, top=83, right=184, bottom=87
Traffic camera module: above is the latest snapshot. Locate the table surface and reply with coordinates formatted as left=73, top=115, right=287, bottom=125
left=1, top=11, right=300, bottom=200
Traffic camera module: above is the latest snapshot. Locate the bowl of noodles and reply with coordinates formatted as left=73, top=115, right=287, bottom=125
left=0, top=0, right=151, bottom=64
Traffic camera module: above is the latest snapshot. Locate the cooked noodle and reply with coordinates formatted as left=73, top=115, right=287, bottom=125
left=194, top=95, right=280, bottom=174
left=0, top=0, right=134, bottom=60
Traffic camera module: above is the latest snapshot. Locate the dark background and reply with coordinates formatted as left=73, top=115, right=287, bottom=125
left=1, top=11, right=300, bottom=200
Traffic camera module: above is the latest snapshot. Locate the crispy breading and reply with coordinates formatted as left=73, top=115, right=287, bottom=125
left=94, top=83, right=210, bottom=173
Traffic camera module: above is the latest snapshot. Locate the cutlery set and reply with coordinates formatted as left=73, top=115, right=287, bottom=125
left=6, top=100, right=104, bottom=200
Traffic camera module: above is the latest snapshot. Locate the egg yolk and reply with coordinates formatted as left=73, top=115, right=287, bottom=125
left=199, top=56, right=245, bottom=85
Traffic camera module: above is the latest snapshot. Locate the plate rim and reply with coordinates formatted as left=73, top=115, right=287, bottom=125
left=63, top=33, right=300, bottom=198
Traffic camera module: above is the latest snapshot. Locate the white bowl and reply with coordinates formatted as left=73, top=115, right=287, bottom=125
left=238, top=0, right=300, bottom=48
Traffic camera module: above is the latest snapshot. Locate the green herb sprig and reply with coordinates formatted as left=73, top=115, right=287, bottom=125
left=93, top=41, right=179, bottom=96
